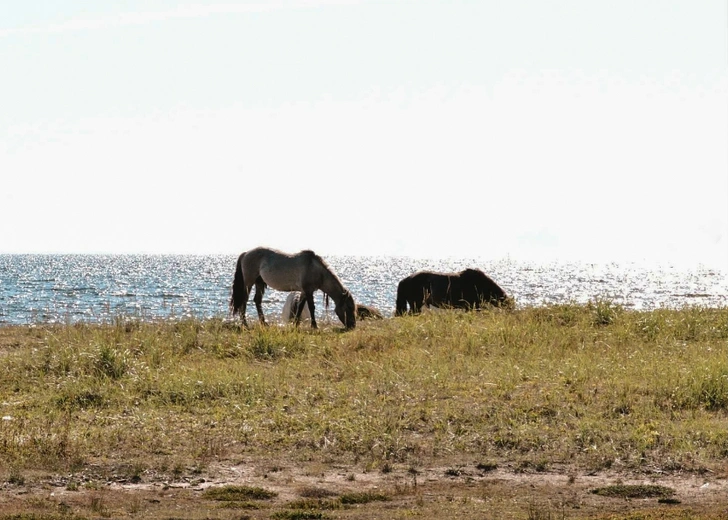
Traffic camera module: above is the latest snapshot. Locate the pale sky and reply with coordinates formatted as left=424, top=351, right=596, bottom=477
left=1, top=1, right=727, bottom=267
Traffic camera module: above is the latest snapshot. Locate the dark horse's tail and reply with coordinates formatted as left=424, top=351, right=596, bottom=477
left=230, top=252, right=247, bottom=315
left=395, top=279, right=409, bottom=316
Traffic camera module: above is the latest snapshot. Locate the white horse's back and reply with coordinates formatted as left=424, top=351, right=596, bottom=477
left=282, top=292, right=313, bottom=322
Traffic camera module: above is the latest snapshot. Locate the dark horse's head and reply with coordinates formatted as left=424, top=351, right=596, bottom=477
left=460, top=268, right=508, bottom=307
left=395, top=271, right=436, bottom=315
left=335, top=290, right=357, bottom=329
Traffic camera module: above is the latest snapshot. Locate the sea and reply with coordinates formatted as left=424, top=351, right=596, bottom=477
left=0, top=254, right=726, bottom=326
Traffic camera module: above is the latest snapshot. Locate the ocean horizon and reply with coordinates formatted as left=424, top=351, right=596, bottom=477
left=1, top=254, right=726, bottom=326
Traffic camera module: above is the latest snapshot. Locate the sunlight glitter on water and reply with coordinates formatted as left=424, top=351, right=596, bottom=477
left=0, top=255, right=726, bottom=325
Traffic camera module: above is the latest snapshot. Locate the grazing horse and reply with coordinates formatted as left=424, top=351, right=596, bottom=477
left=230, top=247, right=356, bottom=329
left=395, top=268, right=507, bottom=316
left=282, top=292, right=383, bottom=323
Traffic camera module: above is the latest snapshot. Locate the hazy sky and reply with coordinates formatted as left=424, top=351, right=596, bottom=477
left=1, top=1, right=727, bottom=267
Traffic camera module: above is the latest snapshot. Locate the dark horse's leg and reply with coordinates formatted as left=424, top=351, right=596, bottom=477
left=296, top=291, right=317, bottom=329
left=416, top=286, right=431, bottom=313
left=253, top=278, right=267, bottom=326
left=473, top=291, right=482, bottom=310
left=241, top=297, right=249, bottom=328
left=238, top=288, right=250, bottom=328
left=395, top=280, right=410, bottom=316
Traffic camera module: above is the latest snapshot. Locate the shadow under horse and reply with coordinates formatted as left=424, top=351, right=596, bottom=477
left=395, top=268, right=508, bottom=316
left=230, top=247, right=357, bottom=329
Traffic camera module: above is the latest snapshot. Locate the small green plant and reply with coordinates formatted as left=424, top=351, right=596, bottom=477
left=298, top=487, right=338, bottom=499
left=94, top=343, right=128, bottom=379
left=589, top=299, right=622, bottom=326
left=338, top=491, right=390, bottom=504
left=202, top=485, right=277, bottom=501
left=55, top=386, right=106, bottom=410
left=7, top=470, right=25, bottom=485
left=695, top=370, right=728, bottom=411
left=272, top=511, right=329, bottom=520
left=591, top=484, right=675, bottom=498
left=286, top=498, right=341, bottom=510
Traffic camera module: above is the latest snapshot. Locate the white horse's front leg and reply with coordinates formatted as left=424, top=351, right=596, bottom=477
left=291, top=293, right=304, bottom=327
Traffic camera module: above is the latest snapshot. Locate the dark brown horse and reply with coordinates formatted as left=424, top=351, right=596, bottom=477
left=230, top=247, right=356, bottom=329
left=395, top=268, right=507, bottom=316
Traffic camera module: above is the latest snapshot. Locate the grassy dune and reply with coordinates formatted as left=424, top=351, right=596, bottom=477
left=1, top=303, right=727, bottom=518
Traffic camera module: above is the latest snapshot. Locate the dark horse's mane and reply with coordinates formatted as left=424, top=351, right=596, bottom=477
left=395, top=268, right=507, bottom=316
left=299, top=249, right=338, bottom=309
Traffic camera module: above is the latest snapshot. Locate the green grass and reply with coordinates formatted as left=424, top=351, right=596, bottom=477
left=272, top=512, right=330, bottom=520
left=591, top=484, right=675, bottom=499
left=202, top=485, right=278, bottom=501
left=338, top=491, right=390, bottom=504
left=1, top=303, right=728, bottom=480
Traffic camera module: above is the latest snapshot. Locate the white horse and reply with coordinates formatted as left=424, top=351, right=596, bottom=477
left=282, top=292, right=315, bottom=323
